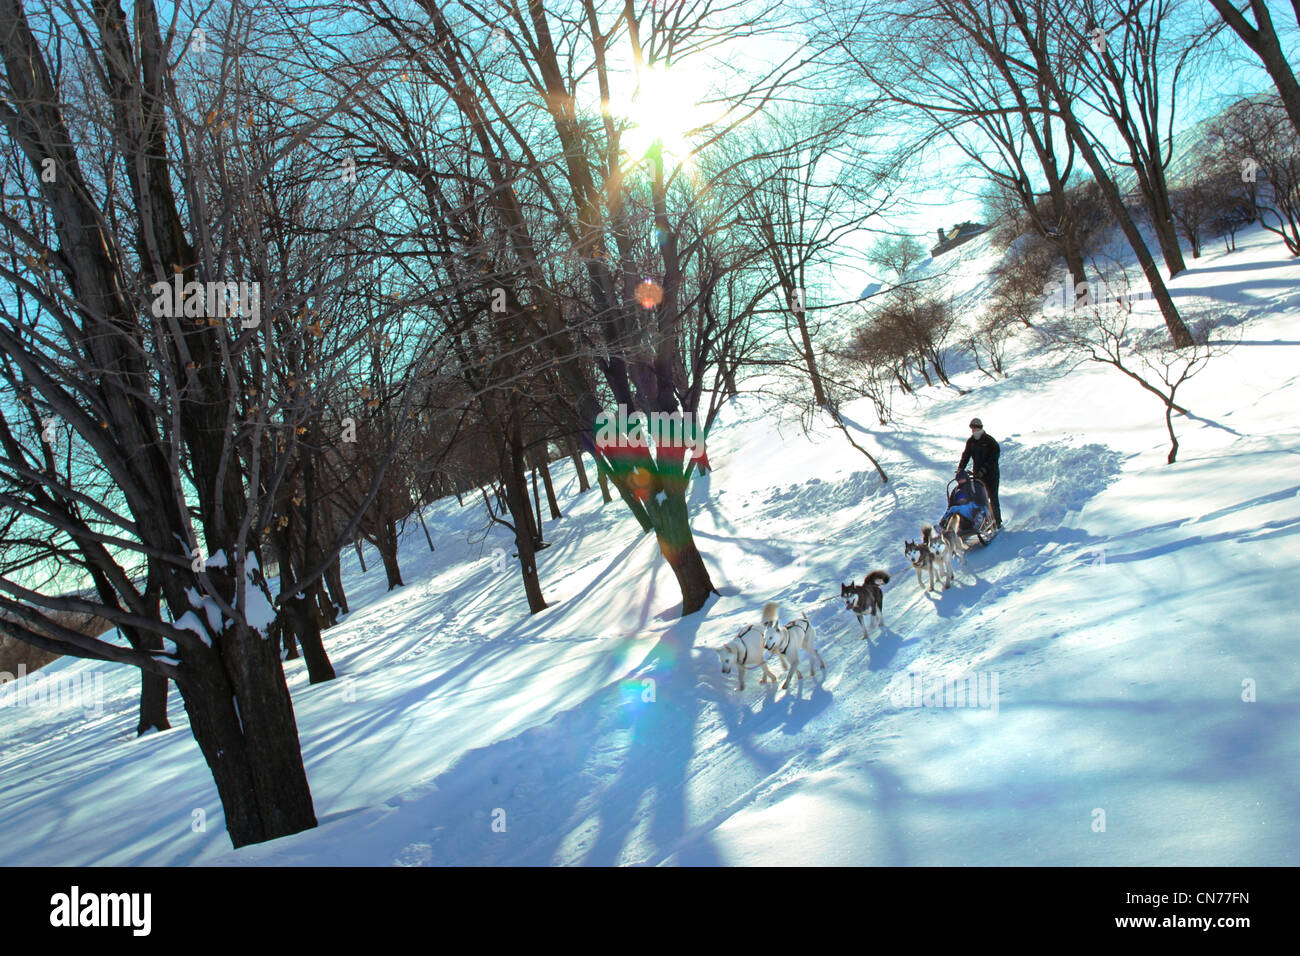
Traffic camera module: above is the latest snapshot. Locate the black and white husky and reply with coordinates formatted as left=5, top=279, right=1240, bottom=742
left=905, top=531, right=948, bottom=592
left=923, top=523, right=956, bottom=589
left=841, top=570, right=890, bottom=640
left=716, top=601, right=782, bottom=691
left=764, top=614, right=825, bottom=689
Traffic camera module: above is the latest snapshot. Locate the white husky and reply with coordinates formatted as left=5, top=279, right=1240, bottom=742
left=764, top=613, right=826, bottom=689
left=716, top=603, right=782, bottom=691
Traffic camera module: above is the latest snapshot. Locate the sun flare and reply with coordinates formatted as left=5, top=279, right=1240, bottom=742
left=616, top=63, right=715, bottom=167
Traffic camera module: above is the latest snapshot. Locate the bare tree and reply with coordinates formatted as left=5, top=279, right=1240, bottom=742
left=1207, top=0, right=1300, bottom=137
left=834, top=0, right=1094, bottom=290
left=996, top=0, right=1195, bottom=346
left=828, top=0, right=1195, bottom=345
left=1058, top=0, right=1215, bottom=279
left=341, top=0, right=839, bottom=614
left=1039, top=269, right=1234, bottom=463
left=867, top=235, right=928, bottom=283
left=1208, top=95, right=1300, bottom=255
left=0, top=0, right=431, bottom=847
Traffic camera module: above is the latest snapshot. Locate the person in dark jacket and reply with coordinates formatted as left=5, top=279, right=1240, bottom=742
left=958, top=417, right=1001, bottom=528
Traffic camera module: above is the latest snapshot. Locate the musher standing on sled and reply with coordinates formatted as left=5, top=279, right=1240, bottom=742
left=958, top=417, right=1002, bottom=529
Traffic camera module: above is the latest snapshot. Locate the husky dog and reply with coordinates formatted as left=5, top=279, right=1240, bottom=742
left=717, top=608, right=781, bottom=691
left=905, top=535, right=946, bottom=592
left=922, top=523, right=955, bottom=590
left=764, top=615, right=825, bottom=689
left=937, top=514, right=969, bottom=573
left=841, top=570, right=890, bottom=641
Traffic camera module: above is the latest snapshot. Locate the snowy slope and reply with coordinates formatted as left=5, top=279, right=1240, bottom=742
left=1, top=224, right=1297, bottom=866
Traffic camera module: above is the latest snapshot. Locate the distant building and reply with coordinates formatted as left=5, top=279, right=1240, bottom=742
left=931, top=221, right=989, bottom=257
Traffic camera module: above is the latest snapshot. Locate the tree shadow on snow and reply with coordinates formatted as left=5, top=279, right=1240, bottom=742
left=345, top=600, right=727, bottom=868
left=578, top=600, right=723, bottom=865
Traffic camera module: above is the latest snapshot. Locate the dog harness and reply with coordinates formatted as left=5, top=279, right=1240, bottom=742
left=731, top=625, right=753, bottom=665
left=775, top=619, right=807, bottom=654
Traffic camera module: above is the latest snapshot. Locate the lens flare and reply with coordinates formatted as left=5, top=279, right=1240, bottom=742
left=617, top=63, right=711, bottom=165
left=635, top=279, right=663, bottom=309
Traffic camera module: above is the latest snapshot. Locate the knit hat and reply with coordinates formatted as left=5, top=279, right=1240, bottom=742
left=969, top=417, right=983, bottom=428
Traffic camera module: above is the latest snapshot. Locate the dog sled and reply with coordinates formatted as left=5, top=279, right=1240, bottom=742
left=944, top=475, right=999, bottom=548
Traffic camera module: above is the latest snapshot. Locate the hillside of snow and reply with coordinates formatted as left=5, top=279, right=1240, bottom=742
left=1, top=224, right=1297, bottom=866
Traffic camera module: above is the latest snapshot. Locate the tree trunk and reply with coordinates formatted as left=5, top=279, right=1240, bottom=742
left=1061, top=231, right=1088, bottom=292
left=1036, top=133, right=1088, bottom=291
left=1165, top=402, right=1180, bottom=465
left=378, top=520, right=404, bottom=589
left=354, top=539, right=367, bottom=572
left=324, top=555, right=348, bottom=615
left=313, top=580, right=338, bottom=627
left=417, top=502, right=436, bottom=552
left=645, top=485, right=717, bottom=615
left=136, top=630, right=171, bottom=736
left=504, top=420, right=548, bottom=613
left=530, top=464, right=543, bottom=534
left=1137, top=161, right=1187, bottom=277
left=135, top=569, right=169, bottom=734
left=269, top=521, right=335, bottom=682
left=794, top=310, right=827, bottom=406
left=174, top=623, right=317, bottom=848
left=597, top=464, right=613, bottom=503
left=570, top=441, right=591, bottom=492
left=538, top=454, right=562, bottom=519
left=286, top=595, right=336, bottom=684
left=1152, top=200, right=1187, bottom=278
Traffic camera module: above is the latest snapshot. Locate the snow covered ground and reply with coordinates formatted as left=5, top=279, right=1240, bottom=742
left=1, top=224, right=1297, bottom=866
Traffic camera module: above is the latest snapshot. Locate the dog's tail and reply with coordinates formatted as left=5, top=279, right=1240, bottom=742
left=761, top=601, right=780, bottom=626
left=921, top=523, right=935, bottom=544
left=864, top=569, right=890, bottom=586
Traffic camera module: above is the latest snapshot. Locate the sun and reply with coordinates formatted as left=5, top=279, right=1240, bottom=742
left=616, top=62, right=715, bottom=167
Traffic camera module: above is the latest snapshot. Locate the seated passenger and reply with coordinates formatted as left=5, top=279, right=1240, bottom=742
left=938, top=471, right=987, bottom=532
